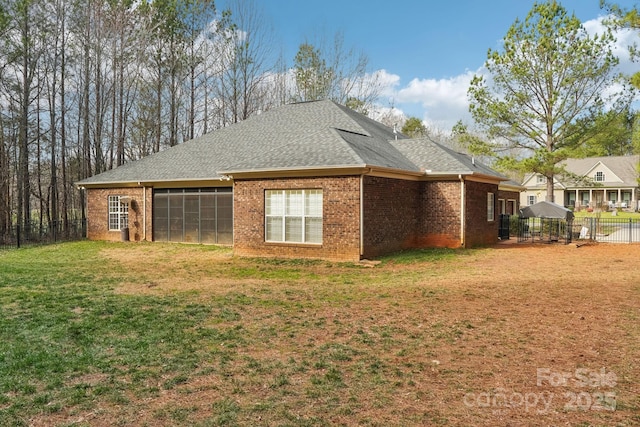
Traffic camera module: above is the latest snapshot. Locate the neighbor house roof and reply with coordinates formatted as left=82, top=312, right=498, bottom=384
left=561, top=156, right=640, bottom=187
left=78, top=100, right=506, bottom=187
left=522, top=155, right=640, bottom=188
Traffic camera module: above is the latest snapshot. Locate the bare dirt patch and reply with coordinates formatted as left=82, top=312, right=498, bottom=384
left=35, top=242, right=640, bottom=426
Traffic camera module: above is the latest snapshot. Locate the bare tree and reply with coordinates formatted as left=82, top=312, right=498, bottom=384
left=293, top=31, right=382, bottom=114
left=220, top=0, right=278, bottom=123
left=2, top=0, right=47, bottom=228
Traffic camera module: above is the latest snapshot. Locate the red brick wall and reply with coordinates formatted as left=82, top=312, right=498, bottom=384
left=233, top=176, right=362, bottom=261
left=362, top=177, right=468, bottom=255
left=86, top=187, right=152, bottom=242
left=85, top=176, right=500, bottom=259
left=464, top=181, right=499, bottom=247
left=361, top=176, right=421, bottom=258
left=419, top=181, right=463, bottom=248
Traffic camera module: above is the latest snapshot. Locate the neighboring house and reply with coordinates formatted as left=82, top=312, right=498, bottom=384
left=521, top=155, right=640, bottom=211
left=77, top=100, right=510, bottom=261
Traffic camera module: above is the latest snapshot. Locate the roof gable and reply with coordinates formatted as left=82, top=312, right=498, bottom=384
left=560, top=156, right=639, bottom=187
left=582, top=161, right=622, bottom=183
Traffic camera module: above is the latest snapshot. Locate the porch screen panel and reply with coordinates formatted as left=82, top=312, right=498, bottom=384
left=153, top=188, right=233, bottom=244
left=200, top=193, right=216, bottom=244
left=169, top=193, right=184, bottom=242
left=154, top=194, right=169, bottom=241
left=184, top=194, right=200, bottom=243
left=217, top=193, right=233, bottom=244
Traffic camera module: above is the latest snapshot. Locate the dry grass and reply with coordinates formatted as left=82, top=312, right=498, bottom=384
left=12, top=241, right=640, bottom=426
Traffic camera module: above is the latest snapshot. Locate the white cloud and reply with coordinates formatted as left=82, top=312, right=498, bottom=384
left=373, top=69, right=401, bottom=92
left=375, top=71, right=479, bottom=131
left=369, top=69, right=402, bottom=105
left=583, top=16, right=639, bottom=76
left=374, top=17, right=639, bottom=132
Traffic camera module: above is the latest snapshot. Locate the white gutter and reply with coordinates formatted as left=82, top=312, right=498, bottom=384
left=77, top=176, right=234, bottom=188
left=358, top=168, right=372, bottom=257
left=459, top=174, right=465, bottom=247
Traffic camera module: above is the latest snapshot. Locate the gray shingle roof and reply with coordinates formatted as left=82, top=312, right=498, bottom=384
left=78, top=100, right=504, bottom=186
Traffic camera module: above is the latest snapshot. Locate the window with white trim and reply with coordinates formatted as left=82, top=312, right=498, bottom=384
left=536, top=175, right=546, bottom=185
left=108, top=195, right=129, bottom=231
left=487, top=192, right=495, bottom=222
left=528, top=195, right=537, bottom=205
left=265, top=189, right=322, bottom=243
left=594, top=171, right=605, bottom=182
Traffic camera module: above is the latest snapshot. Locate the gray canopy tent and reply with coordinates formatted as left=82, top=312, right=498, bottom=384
left=518, top=201, right=574, bottom=243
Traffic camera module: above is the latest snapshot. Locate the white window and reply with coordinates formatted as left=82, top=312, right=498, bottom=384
left=265, top=189, right=322, bottom=244
left=487, top=192, right=495, bottom=222
left=108, top=195, right=129, bottom=231
left=528, top=195, right=537, bottom=205
left=536, top=175, right=546, bottom=185
left=594, top=171, right=605, bottom=182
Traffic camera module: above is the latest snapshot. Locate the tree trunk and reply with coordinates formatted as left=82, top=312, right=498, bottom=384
left=82, top=7, right=91, bottom=181
left=546, top=176, right=555, bottom=203
left=60, top=15, right=68, bottom=230
left=117, top=42, right=125, bottom=165
left=18, top=8, right=32, bottom=229
left=36, top=87, right=44, bottom=231
left=0, top=119, right=8, bottom=233
left=48, top=46, right=58, bottom=228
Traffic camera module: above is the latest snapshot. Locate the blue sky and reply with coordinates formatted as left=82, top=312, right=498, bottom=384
left=220, top=1, right=638, bottom=130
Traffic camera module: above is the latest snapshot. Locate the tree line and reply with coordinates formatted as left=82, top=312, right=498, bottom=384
left=0, top=0, right=380, bottom=234
left=1, top=0, right=637, bottom=234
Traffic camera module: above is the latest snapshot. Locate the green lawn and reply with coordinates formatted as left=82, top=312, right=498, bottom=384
left=573, top=210, right=640, bottom=219
left=1, top=241, right=638, bottom=426
left=0, top=242, right=229, bottom=425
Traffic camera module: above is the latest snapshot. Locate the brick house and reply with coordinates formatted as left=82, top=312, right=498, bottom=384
left=78, top=100, right=511, bottom=261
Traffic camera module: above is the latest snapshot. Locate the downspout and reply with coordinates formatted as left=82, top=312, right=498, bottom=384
left=459, top=174, right=465, bottom=248
left=143, top=186, right=146, bottom=241
left=359, top=169, right=371, bottom=258
left=360, top=173, right=364, bottom=258
left=140, top=183, right=146, bottom=241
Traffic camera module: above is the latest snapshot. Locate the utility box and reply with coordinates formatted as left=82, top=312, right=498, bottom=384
left=121, top=227, right=130, bottom=242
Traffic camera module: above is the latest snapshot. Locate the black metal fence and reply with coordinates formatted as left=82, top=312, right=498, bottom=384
left=571, top=217, right=640, bottom=244
left=513, top=216, right=640, bottom=244
left=0, top=219, right=86, bottom=250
